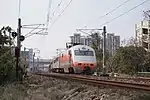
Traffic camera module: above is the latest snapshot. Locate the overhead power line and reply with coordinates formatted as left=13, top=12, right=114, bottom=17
left=25, top=29, right=46, bottom=38
left=99, top=0, right=132, bottom=20
left=50, top=0, right=64, bottom=20
left=49, top=0, right=73, bottom=29
left=85, top=0, right=133, bottom=28
left=18, top=0, right=21, bottom=18
left=24, top=24, right=42, bottom=37
left=99, top=0, right=150, bottom=27
left=46, top=0, right=52, bottom=30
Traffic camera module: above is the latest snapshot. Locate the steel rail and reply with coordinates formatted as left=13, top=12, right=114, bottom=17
left=33, top=72, right=150, bottom=91
left=116, top=77, right=150, bottom=81
left=68, top=75, right=150, bottom=91
left=82, top=74, right=150, bottom=82
left=93, top=76, right=150, bottom=82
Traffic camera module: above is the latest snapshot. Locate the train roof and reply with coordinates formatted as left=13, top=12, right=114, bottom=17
left=68, top=45, right=94, bottom=51
left=51, top=45, right=95, bottom=60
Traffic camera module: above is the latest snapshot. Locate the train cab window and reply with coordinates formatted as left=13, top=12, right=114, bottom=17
left=74, top=50, right=94, bottom=56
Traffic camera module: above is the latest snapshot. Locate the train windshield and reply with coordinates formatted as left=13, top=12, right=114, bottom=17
left=74, top=50, right=94, bottom=56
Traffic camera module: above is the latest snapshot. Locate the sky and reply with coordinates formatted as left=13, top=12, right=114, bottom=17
left=0, top=0, right=150, bottom=59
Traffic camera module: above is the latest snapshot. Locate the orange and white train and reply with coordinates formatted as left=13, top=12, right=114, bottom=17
left=49, top=44, right=97, bottom=74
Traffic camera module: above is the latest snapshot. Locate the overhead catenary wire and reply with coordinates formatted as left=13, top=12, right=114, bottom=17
left=49, top=0, right=64, bottom=20
left=38, top=0, right=53, bottom=52
left=46, top=0, right=52, bottom=30
left=45, top=0, right=64, bottom=30
left=24, top=24, right=42, bottom=37
left=25, top=29, right=46, bottom=38
left=99, top=0, right=132, bottom=20
left=49, top=0, right=73, bottom=29
left=17, top=0, right=50, bottom=39
left=99, top=0, right=150, bottom=27
left=18, top=0, right=21, bottom=18
left=85, top=0, right=133, bottom=28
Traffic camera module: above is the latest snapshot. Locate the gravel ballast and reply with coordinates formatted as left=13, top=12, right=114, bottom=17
left=0, top=74, right=150, bottom=100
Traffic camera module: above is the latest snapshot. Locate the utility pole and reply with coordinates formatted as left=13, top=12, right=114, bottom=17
left=102, top=26, right=107, bottom=75
left=24, top=47, right=26, bottom=63
left=24, top=47, right=27, bottom=72
left=37, top=57, right=39, bottom=71
left=33, top=53, right=35, bottom=72
left=16, top=18, right=21, bottom=81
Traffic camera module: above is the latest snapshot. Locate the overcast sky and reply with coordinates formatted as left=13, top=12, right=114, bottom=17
left=0, top=0, right=150, bottom=59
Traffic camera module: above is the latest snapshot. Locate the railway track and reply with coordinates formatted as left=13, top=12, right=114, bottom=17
left=111, top=76, right=150, bottom=84
left=85, top=75, right=150, bottom=84
left=33, top=72, right=150, bottom=91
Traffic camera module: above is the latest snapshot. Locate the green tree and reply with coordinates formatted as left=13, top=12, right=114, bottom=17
left=0, top=26, right=16, bottom=84
left=107, top=46, right=147, bottom=75
left=90, top=33, right=102, bottom=72
left=143, top=53, right=150, bottom=72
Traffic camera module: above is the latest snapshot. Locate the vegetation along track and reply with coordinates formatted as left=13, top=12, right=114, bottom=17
left=33, top=72, right=150, bottom=91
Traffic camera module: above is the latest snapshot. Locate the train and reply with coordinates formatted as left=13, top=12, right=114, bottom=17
left=49, top=43, right=97, bottom=74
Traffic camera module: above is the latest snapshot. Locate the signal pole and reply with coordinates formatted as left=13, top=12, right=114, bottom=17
left=102, top=26, right=106, bottom=75
left=15, top=18, right=44, bottom=80
left=33, top=53, right=35, bottom=72
left=16, top=18, right=21, bottom=81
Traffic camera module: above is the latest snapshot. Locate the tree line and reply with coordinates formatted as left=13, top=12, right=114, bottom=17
left=107, top=46, right=150, bottom=75
left=91, top=33, right=150, bottom=75
left=0, top=26, right=26, bottom=85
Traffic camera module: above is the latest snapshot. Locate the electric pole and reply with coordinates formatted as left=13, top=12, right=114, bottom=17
left=16, top=18, right=21, bottom=81
left=33, top=53, right=35, bottom=72
left=24, top=47, right=26, bottom=63
left=102, top=26, right=106, bottom=75
left=37, top=57, right=39, bottom=70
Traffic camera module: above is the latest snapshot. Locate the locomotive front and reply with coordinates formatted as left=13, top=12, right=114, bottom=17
left=71, top=45, right=97, bottom=74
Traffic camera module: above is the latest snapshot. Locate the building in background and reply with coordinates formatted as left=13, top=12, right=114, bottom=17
left=70, top=33, right=81, bottom=44
left=70, top=33, right=120, bottom=56
left=120, top=37, right=136, bottom=47
left=135, top=20, right=150, bottom=52
left=21, top=48, right=51, bottom=72
left=34, top=58, right=51, bottom=72
left=21, top=48, right=34, bottom=71
left=106, top=33, right=120, bottom=56
left=70, top=33, right=93, bottom=46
